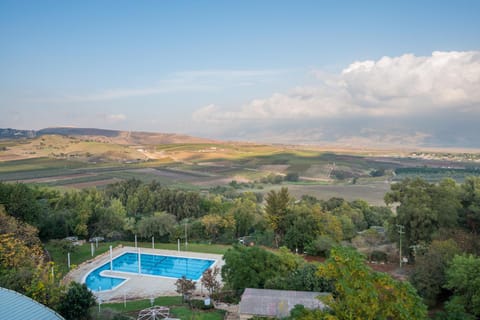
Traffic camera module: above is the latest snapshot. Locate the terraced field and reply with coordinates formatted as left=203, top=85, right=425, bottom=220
left=1, top=134, right=479, bottom=204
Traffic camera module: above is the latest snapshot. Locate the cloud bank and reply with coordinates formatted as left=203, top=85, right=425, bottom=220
left=193, top=51, right=480, bottom=147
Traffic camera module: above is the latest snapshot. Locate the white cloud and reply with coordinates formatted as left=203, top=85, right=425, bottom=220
left=194, top=51, right=480, bottom=123
left=192, top=51, right=480, bottom=147
left=106, top=113, right=127, bottom=122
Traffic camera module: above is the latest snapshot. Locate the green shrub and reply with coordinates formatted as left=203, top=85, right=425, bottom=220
left=189, top=299, right=214, bottom=310
left=370, top=250, right=388, bottom=262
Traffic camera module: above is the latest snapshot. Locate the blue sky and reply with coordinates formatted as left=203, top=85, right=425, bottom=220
left=1, top=0, right=479, bottom=147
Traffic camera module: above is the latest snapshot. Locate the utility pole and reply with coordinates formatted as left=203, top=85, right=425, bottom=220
left=396, top=224, right=405, bottom=268
left=185, top=219, right=188, bottom=250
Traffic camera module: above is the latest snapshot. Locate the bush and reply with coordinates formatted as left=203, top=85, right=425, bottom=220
left=370, top=250, right=388, bottom=262
left=211, top=290, right=241, bottom=304
left=285, top=172, right=299, bottom=182
left=189, top=299, right=214, bottom=310
left=305, top=235, right=336, bottom=257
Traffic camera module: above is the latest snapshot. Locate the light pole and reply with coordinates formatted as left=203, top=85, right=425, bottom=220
left=396, top=224, right=405, bottom=268
left=185, top=219, right=188, bottom=250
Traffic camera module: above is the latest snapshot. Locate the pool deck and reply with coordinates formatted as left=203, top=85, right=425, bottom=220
left=66, top=246, right=224, bottom=302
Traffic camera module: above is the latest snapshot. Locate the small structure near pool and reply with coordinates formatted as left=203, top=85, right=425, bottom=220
left=137, top=306, right=176, bottom=320
left=239, top=288, right=327, bottom=319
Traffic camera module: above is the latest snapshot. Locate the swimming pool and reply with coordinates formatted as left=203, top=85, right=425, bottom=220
left=85, top=252, right=215, bottom=292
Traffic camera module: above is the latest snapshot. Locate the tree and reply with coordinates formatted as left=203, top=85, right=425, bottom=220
left=0, top=210, right=63, bottom=309
left=285, top=172, right=299, bottom=182
left=411, top=239, right=460, bottom=306
left=58, top=282, right=96, bottom=320
left=284, top=204, right=320, bottom=252
left=266, top=262, right=332, bottom=293
left=444, top=253, right=480, bottom=317
left=317, top=246, right=427, bottom=320
left=230, top=197, right=259, bottom=238
left=200, top=212, right=235, bottom=243
left=175, top=276, right=196, bottom=302
left=221, top=245, right=286, bottom=291
left=265, top=187, right=292, bottom=247
left=201, top=266, right=221, bottom=296
left=459, top=177, right=480, bottom=236
left=305, top=235, right=337, bottom=257
left=91, top=198, right=127, bottom=239
left=137, top=211, right=176, bottom=240
left=385, top=178, right=441, bottom=253
left=0, top=183, right=42, bottom=225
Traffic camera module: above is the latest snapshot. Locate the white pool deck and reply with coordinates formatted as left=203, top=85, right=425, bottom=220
left=66, top=245, right=224, bottom=302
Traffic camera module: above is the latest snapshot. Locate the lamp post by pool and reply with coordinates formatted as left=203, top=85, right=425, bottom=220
left=135, top=234, right=137, bottom=248
left=185, top=219, right=188, bottom=250
left=91, top=242, right=94, bottom=257
left=397, top=224, right=405, bottom=268
left=152, top=236, right=154, bottom=249
left=109, top=245, right=113, bottom=270
left=137, top=247, right=141, bottom=274
left=67, top=252, right=70, bottom=269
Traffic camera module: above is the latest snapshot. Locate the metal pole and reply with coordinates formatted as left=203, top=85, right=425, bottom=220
left=91, top=242, right=94, bottom=257
left=152, top=236, right=154, bottom=249
left=185, top=219, right=188, bottom=250
left=96, top=237, right=98, bottom=248
left=109, top=245, right=113, bottom=270
left=135, top=234, right=137, bottom=248
left=138, top=248, right=141, bottom=274
left=67, top=252, right=70, bottom=269
left=397, top=224, right=405, bottom=268
left=178, top=238, right=180, bottom=252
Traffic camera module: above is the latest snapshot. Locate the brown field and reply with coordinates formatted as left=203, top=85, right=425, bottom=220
left=270, top=181, right=392, bottom=206
left=62, top=178, right=122, bottom=189
left=10, top=173, right=96, bottom=183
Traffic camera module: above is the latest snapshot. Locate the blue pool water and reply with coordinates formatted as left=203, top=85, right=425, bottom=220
left=85, top=252, right=215, bottom=292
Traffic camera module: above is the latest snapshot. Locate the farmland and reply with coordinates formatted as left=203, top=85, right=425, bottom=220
left=1, top=131, right=480, bottom=204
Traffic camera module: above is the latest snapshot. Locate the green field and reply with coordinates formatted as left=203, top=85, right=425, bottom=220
left=2, top=136, right=480, bottom=206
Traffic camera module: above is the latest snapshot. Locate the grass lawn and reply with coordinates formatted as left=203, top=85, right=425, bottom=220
left=95, top=300, right=225, bottom=320
left=102, top=296, right=183, bottom=312
left=45, top=240, right=230, bottom=276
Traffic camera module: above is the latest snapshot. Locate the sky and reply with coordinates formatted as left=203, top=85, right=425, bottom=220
left=1, top=0, right=479, bottom=148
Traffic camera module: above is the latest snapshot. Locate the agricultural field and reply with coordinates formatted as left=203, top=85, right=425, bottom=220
left=1, top=132, right=480, bottom=205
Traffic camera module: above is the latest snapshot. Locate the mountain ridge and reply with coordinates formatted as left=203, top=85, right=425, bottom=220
left=0, top=127, right=217, bottom=145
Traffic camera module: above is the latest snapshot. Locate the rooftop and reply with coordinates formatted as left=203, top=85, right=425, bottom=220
left=239, top=288, right=327, bottom=318
left=0, top=287, right=65, bottom=320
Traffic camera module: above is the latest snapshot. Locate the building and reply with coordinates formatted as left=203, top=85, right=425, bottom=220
left=239, top=288, right=327, bottom=319
left=0, top=287, right=65, bottom=320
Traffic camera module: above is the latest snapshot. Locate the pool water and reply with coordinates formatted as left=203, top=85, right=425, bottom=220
left=85, top=252, right=215, bottom=292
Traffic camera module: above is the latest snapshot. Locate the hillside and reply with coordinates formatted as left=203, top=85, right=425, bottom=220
left=1, top=127, right=480, bottom=207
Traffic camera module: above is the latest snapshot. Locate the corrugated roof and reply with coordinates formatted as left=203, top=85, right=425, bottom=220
left=0, top=287, right=65, bottom=320
left=239, top=288, right=327, bottom=318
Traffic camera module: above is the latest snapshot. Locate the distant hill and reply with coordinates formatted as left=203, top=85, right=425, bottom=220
left=0, top=128, right=35, bottom=139
left=0, top=127, right=216, bottom=145
left=37, top=127, right=120, bottom=137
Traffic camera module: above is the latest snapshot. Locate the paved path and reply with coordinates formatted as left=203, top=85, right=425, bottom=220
left=66, top=246, right=224, bottom=302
